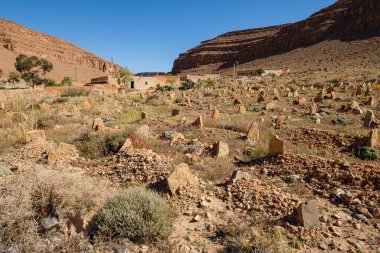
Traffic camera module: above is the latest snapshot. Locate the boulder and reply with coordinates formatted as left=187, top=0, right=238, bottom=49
left=275, top=115, right=286, bottom=126
left=167, top=163, right=198, bottom=195
left=135, top=125, right=150, bottom=137
left=364, top=110, right=378, bottom=128
left=233, top=98, right=242, bottom=105
left=246, top=122, right=260, bottom=141
left=118, top=138, right=133, bottom=152
left=268, top=135, right=284, bottom=156
left=309, top=103, right=318, bottom=114
left=92, top=118, right=104, bottom=130
left=25, top=130, right=46, bottom=143
left=368, top=129, right=379, bottom=148
left=48, top=142, right=78, bottom=165
left=238, top=104, right=246, bottom=114
left=214, top=141, right=229, bottom=158
left=257, top=94, right=265, bottom=103
left=171, top=132, right=185, bottom=143
left=172, top=108, right=180, bottom=116
left=296, top=200, right=321, bottom=228
left=141, top=111, right=148, bottom=120
left=229, top=171, right=251, bottom=185
left=212, top=109, right=220, bottom=119
left=192, top=116, right=203, bottom=128
left=40, top=217, right=59, bottom=230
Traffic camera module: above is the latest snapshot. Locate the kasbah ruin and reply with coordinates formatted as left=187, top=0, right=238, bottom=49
left=0, top=0, right=379, bottom=252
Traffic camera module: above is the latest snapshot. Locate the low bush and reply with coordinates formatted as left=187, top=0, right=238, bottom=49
left=45, top=79, right=64, bottom=87
left=94, top=187, right=175, bottom=242
left=353, top=146, right=379, bottom=160
left=179, top=80, right=197, bottom=90
left=61, top=87, right=90, bottom=97
left=217, top=222, right=291, bottom=253
left=156, top=84, right=174, bottom=92
left=331, top=117, right=349, bottom=126
left=75, top=130, right=127, bottom=158
left=61, top=76, right=73, bottom=86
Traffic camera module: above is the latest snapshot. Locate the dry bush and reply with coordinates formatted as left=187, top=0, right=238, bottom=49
left=75, top=130, right=129, bottom=158
left=0, top=166, right=114, bottom=252
left=218, top=222, right=293, bottom=253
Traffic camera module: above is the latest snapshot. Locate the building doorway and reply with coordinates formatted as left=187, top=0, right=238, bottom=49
left=131, top=81, right=135, bottom=89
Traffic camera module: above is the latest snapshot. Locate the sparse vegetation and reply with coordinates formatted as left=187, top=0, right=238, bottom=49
left=256, top=68, right=265, bottom=76
left=115, top=67, right=133, bottom=87
left=75, top=130, right=128, bottom=158
left=94, top=187, right=175, bottom=242
left=353, top=146, right=379, bottom=160
left=0, top=167, right=113, bottom=252
left=331, top=117, right=349, bottom=126
left=61, top=76, right=73, bottom=86
left=7, top=71, right=21, bottom=85
left=61, top=87, right=90, bottom=97
left=179, top=80, right=197, bottom=90
left=218, top=222, right=292, bottom=253
left=156, top=84, right=174, bottom=92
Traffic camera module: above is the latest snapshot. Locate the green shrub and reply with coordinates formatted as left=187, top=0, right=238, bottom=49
left=179, top=80, right=197, bottom=90
left=331, top=117, right=349, bottom=126
left=94, top=187, right=174, bottom=242
left=156, top=84, right=174, bottom=92
left=61, top=87, right=90, bottom=97
left=353, top=146, right=379, bottom=161
left=61, top=76, right=73, bottom=86
left=318, top=108, right=332, bottom=115
left=256, top=68, right=265, bottom=76
left=76, top=131, right=127, bottom=158
left=45, top=79, right=62, bottom=87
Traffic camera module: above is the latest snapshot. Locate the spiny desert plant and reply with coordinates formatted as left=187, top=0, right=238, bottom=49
left=94, top=187, right=175, bottom=242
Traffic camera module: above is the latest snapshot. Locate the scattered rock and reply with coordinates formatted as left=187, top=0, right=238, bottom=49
left=167, top=163, right=198, bottom=195
left=214, top=141, right=229, bottom=158
left=296, top=200, right=321, bottom=228
left=25, top=130, right=46, bottom=143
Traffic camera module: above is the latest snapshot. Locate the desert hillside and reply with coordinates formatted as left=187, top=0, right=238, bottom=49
left=172, top=0, right=380, bottom=75
left=0, top=18, right=116, bottom=82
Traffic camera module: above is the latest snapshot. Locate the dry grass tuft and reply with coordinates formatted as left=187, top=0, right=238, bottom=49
left=218, top=222, right=294, bottom=253
left=0, top=166, right=114, bottom=252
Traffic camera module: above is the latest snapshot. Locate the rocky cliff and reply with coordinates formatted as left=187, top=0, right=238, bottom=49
left=0, top=18, right=115, bottom=75
left=172, top=0, right=380, bottom=74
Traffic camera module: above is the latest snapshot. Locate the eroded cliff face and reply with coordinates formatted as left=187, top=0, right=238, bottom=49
left=172, top=0, right=380, bottom=74
left=0, top=18, right=114, bottom=73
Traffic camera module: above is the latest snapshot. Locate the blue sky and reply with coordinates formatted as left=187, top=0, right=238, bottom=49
left=1, top=0, right=336, bottom=73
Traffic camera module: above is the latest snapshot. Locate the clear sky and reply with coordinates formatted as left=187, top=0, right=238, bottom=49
left=1, top=0, right=336, bottom=73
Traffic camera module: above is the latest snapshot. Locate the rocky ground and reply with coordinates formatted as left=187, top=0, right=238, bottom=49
left=0, top=75, right=379, bottom=253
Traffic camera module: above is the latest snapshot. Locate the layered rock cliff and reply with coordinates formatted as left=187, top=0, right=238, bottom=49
left=172, top=0, right=380, bottom=74
left=0, top=18, right=115, bottom=74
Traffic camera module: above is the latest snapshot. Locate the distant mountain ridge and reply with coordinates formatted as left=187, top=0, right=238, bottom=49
left=172, top=0, right=380, bottom=74
left=0, top=18, right=117, bottom=81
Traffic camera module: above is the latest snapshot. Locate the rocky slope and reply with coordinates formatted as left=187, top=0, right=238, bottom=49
left=172, top=0, right=380, bottom=74
left=0, top=18, right=115, bottom=81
